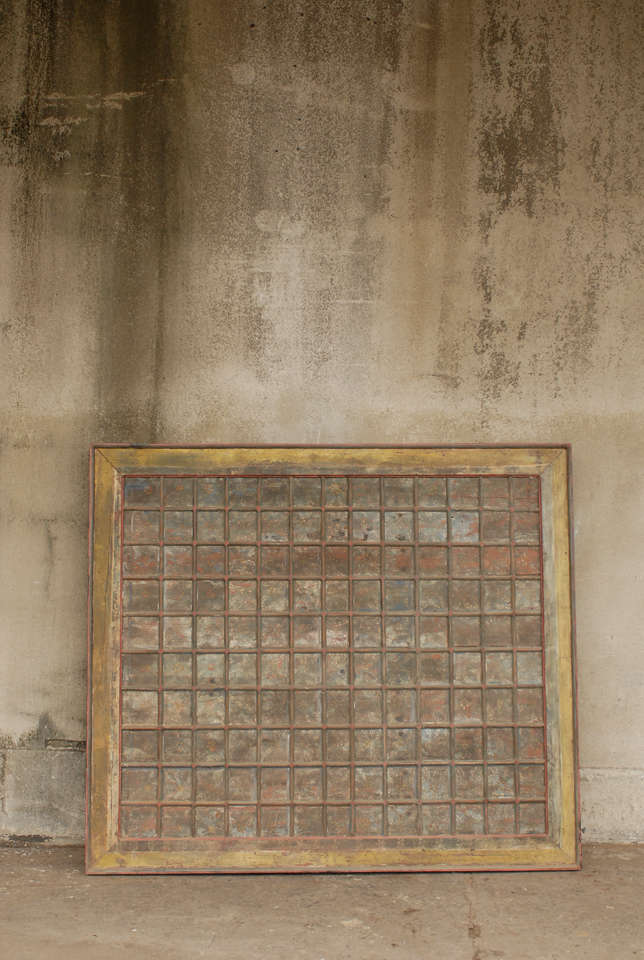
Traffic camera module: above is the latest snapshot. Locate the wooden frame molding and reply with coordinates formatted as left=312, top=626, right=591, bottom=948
left=87, top=445, right=579, bottom=873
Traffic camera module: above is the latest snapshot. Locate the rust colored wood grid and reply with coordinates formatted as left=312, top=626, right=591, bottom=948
left=87, top=446, right=579, bottom=873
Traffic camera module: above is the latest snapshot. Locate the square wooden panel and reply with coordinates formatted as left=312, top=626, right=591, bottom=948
left=87, top=446, right=579, bottom=873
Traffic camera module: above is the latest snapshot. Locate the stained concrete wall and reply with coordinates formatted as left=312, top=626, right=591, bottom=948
left=0, top=0, right=642, bottom=841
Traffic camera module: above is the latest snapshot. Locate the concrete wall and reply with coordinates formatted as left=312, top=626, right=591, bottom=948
left=0, top=0, right=642, bottom=842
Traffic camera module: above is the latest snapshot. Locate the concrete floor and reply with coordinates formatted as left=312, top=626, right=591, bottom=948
left=0, top=844, right=642, bottom=959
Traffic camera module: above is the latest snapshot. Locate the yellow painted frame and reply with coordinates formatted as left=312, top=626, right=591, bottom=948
left=87, top=445, right=579, bottom=874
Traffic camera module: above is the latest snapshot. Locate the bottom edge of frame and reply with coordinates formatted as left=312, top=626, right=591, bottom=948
left=86, top=856, right=581, bottom=876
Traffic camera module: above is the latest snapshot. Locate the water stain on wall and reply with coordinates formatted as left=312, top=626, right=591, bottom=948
left=477, top=0, right=564, bottom=219
left=3, top=1, right=189, bottom=441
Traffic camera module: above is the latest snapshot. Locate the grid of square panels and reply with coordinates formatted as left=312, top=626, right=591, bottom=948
left=118, top=474, right=547, bottom=840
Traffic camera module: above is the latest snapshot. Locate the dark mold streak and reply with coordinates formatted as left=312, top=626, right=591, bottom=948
left=2, top=1, right=187, bottom=443
left=477, top=8, right=564, bottom=219
left=0, top=713, right=67, bottom=752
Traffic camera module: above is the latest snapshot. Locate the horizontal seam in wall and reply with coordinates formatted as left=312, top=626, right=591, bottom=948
left=580, top=768, right=644, bottom=776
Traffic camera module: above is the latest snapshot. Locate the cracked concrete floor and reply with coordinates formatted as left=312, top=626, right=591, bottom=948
left=0, top=844, right=642, bottom=959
